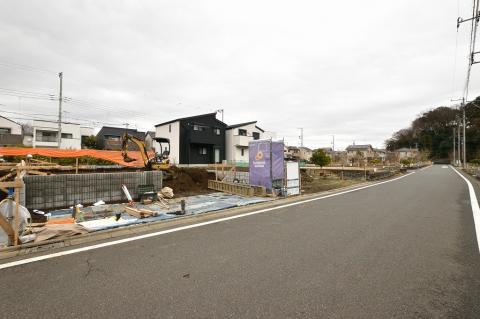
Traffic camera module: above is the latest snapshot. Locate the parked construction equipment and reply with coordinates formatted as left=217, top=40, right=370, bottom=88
left=121, top=132, right=171, bottom=170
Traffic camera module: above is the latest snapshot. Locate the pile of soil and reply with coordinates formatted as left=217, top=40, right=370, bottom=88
left=163, top=167, right=215, bottom=197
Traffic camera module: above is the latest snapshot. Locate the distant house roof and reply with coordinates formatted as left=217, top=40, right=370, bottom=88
left=155, top=112, right=226, bottom=127
left=299, top=146, right=312, bottom=152
left=97, top=126, right=145, bottom=140
left=226, top=121, right=257, bottom=130
left=146, top=131, right=155, bottom=138
left=33, top=119, right=80, bottom=125
left=317, top=147, right=333, bottom=152
left=374, top=148, right=386, bottom=153
left=255, top=125, right=265, bottom=132
left=287, top=146, right=299, bottom=151
left=346, top=144, right=372, bottom=151
left=396, top=147, right=418, bottom=152
left=0, top=115, right=21, bottom=127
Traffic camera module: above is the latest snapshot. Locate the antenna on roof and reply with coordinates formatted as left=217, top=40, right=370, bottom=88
left=216, top=109, right=224, bottom=122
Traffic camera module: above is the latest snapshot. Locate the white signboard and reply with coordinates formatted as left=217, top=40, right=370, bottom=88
left=286, top=161, right=300, bottom=196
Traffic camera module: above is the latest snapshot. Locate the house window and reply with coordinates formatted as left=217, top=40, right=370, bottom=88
left=193, top=124, right=207, bottom=131
left=241, top=148, right=244, bottom=156
left=61, top=133, right=73, bottom=139
left=199, top=147, right=207, bottom=155
left=238, top=129, right=247, bottom=136
left=252, top=132, right=260, bottom=140
left=214, top=128, right=221, bottom=135
left=36, top=130, right=58, bottom=142
left=0, top=127, right=11, bottom=134
left=105, top=135, right=121, bottom=141
left=169, top=124, right=171, bottom=133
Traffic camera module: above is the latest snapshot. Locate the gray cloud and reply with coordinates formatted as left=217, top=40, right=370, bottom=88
left=0, top=0, right=478, bottom=149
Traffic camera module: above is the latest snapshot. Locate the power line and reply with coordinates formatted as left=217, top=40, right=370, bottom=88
left=0, top=61, right=57, bottom=75
left=0, top=87, right=58, bottom=100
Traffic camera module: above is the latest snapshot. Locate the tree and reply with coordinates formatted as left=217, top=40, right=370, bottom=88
left=82, top=135, right=97, bottom=149
left=311, top=149, right=331, bottom=167
left=385, top=98, right=480, bottom=161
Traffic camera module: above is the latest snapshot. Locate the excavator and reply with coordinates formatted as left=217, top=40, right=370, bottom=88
left=121, top=132, right=171, bottom=170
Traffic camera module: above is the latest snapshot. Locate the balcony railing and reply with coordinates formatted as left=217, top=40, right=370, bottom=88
left=233, top=135, right=251, bottom=147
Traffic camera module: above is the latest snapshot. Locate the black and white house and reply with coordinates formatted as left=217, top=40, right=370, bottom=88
left=155, top=112, right=227, bottom=164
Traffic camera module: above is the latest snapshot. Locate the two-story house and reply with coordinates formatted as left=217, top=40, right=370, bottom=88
left=396, top=148, right=419, bottom=160
left=373, top=148, right=387, bottom=162
left=155, top=112, right=227, bottom=165
left=286, top=146, right=300, bottom=160
left=0, top=115, right=23, bottom=146
left=96, top=126, right=145, bottom=150
left=346, top=144, right=375, bottom=163
left=298, top=147, right=313, bottom=162
left=32, top=120, right=93, bottom=149
left=225, top=121, right=264, bottom=163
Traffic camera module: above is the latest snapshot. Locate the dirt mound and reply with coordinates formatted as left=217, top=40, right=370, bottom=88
left=163, top=167, right=215, bottom=197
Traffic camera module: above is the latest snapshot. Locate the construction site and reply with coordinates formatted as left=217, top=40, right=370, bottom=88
left=0, top=135, right=423, bottom=253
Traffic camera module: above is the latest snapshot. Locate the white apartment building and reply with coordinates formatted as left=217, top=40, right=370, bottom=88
left=32, top=120, right=93, bottom=149
left=0, top=116, right=22, bottom=135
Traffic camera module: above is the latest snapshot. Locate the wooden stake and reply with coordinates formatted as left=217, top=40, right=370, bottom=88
left=75, top=157, right=79, bottom=174
left=14, top=169, right=20, bottom=246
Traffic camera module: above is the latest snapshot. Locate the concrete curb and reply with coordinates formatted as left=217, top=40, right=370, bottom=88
left=0, top=175, right=399, bottom=261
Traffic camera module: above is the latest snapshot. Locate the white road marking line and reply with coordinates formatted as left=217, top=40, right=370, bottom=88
left=451, top=166, right=480, bottom=253
left=0, top=171, right=416, bottom=270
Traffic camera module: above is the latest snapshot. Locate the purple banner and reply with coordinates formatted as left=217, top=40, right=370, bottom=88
left=249, top=140, right=284, bottom=190
left=271, top=141, right=285, bottom=180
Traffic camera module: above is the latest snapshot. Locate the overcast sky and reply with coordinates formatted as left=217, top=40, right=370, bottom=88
left=0, top=0, right=478, bottom=150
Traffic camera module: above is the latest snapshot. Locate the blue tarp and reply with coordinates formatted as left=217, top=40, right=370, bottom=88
left=48, top=193, right=273, bottom=232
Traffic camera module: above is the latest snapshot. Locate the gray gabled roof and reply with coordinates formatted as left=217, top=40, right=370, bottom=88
left=0, top=115, right=21, bottom=127
left=155, top=112, right=227, bottom=127
left=97, top=126, right=145, bottom=140
left=346, top=144, right=372, bottom=151
left=226, top=121, right=257, bottom=130
left=396, top=147, right=418, bottom=152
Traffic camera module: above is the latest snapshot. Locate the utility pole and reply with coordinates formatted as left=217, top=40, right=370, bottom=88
left=332, top=135, right=335, bottom=152
left=462, top=99, right=467, bottom=168
left=457, top=2, right=480, bottom=167
left=298, top=128, right=304, bottom=147
left=57, top=72, right=63, bottom=148
left=453, top=126, right=456, bottom=165
left=458, top=118, right=462, bottom=166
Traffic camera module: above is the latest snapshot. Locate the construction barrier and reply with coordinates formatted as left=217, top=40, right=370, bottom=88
left=208, top=180, right=254, bottom=197
left=0, top=147, right=154, bottom=168
left=23, top=171, right=163, bottom=210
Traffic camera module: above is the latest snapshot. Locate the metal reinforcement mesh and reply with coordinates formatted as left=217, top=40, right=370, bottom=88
left=23, top=171, right=162, bottom=210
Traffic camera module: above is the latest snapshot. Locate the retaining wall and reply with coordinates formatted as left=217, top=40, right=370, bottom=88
left=23, top=171, right=162, bottom=210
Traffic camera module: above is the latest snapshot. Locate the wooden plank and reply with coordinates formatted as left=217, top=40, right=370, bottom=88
left=0, top=172, right=15, bottom=182
left=124, top=206, right=143, bottom=218
left=207, top=180, right=255, bottom=197
left=14, top=175, right=20, bottom=246
left=0, top=181, right=22, bottom=188
left=138, top=208, right=158, bottom=217
left=27, top=170, right=50, bottom=176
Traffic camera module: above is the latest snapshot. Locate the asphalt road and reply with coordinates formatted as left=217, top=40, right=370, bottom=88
left=1, top=165, right=479, bottom=318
